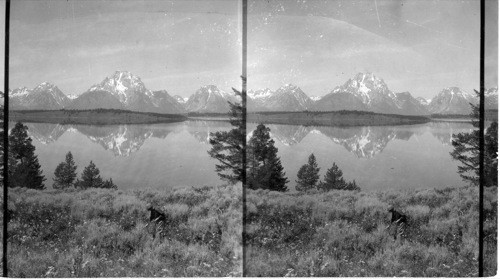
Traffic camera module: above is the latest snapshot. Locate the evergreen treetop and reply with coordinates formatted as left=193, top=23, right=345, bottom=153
left=208, top=89, right=244, bottom=184
left=247, top=124, right=288, bottom=191
left=9, top=122, right=45, bottom=189
left=53, top=151, right=78, bottom=189
left=76, top=161, right=103, bottom=189
left=450, top=95, right=498, bottom=187
left=296, top=153, right=320, bottom=191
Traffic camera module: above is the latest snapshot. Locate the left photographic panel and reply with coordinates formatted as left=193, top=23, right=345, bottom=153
left=0, top=0, right=5, bottom=276
left=7, top=0, right=242, bottom=277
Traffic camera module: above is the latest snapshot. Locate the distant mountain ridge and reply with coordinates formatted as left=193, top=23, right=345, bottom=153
left=185, top=85, right=238, bottom=113
left=10, top=82, right=71, bottom=110
left=10, top=71, right=498, bottom=115
left=313, top=73, right=429, bottom=115
left=69, top=71, right=185, bottom=114
left=248, top=84, right=313, bottom=112
left=249, top=73, right=498, bottom=115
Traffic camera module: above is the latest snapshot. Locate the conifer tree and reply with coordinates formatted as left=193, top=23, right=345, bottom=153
left=208, top=89, right=244, bottom=184
left=53, top=151, right=77, bottom=189
left=296, top=153, right=320, bottom=191
left=318, top=162, right=346, bottom=191
left=9, top=122, right=45, bottom=189
left=345, top=180, right=360, bottom=191
left=102, top=178, right=118, bottom=189
left=451, top=96, right=498, bottom=186
left=76, top=161, right=103, bottom=189
left=247, top=124, right=288, bottom=191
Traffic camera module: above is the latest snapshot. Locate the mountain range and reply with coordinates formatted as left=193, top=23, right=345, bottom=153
left=9, top=71, right=498, bottom=115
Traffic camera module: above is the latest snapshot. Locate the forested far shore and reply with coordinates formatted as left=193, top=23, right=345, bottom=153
left=9, top=109, right=187, bottom=125
left=431, top=109, right=498, bottom=121
left=247, top=110, right=431, bottom=126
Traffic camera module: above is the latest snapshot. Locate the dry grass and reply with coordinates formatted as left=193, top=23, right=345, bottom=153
left=245, top=186, right=497, bottom=277
left=6, top=185, right=242, bottom=277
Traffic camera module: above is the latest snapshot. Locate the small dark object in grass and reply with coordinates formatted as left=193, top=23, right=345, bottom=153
left=146, top=206, right=167, bottom=238
left=388, top=207, right=408, bottom=240
left=147, top=206, right=167, bottom=223
left=388, top=207, right=407, bottom=225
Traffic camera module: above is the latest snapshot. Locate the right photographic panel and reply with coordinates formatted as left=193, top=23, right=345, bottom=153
left=244, top=0, right=497, bottom=277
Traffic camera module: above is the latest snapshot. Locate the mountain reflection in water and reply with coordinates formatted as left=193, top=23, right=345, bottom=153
left=24, top=121, right=473, bottom=159
left=20, top=121, right=474, bottom=190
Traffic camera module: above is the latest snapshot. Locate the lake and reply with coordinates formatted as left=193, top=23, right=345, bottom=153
left=19, top=120, right=474, bottom=191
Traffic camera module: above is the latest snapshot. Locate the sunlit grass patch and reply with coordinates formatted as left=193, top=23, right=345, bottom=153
left=8, top=184, right=242, bottom=277
left=245, top=186, right=496, bottom=277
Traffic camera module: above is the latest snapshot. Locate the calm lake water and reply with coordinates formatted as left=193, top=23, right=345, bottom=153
left=19, top=120, right=474, bottom=191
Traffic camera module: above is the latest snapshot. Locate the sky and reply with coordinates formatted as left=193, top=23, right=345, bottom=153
left=9, top=0, right=241, bottom=97
left=248, top=0, right=498, bottom=99
left=3, top=0, right=499, bottom=100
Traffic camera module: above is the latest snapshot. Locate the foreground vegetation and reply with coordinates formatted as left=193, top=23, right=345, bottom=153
left=248, top=110, right=430, bottom=126
left=245, top=186, right=497, bottom=277
left=6, top=185, right=242, bottom=277
left=9, top=109, right=187, bottom=125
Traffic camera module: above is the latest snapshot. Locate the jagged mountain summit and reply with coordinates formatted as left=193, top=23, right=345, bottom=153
left=486, top=87, right=498, bottom=110
left=69, top=71, right=185, bottom=114
left=395, top=92, right=430, bottom=115
left=314, top=73, right=428, bottom=115
left=248, top=84, right=314, bottom=112
left=10, top=82, right=71, bottom=110
left=66, top=94, right=79, bottom=100
left=173, top=95, right=188, bottom=104
left=185, top=85, right=237, bottom=113
left=427, top=87, right=476, bottom=114
left=416, top=97, right=430, bottom=106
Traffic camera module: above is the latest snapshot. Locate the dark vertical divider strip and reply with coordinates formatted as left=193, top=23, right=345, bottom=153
left=478, top=0, right=485, bottom=277
left=2, top=0, right=9, bottom=277
left=241, top=0, right=247, bottom=276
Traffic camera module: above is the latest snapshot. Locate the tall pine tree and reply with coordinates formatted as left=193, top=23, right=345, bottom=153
left=208, top=89, right=244, bottom=184
left=247, top=124, right=288, bottom=191
left=451, top=95, right=498, bottom=187
left=53, top=151, right=78, bottom=189
left=296, top=153, right=320, bottom=191
left=76, top=161, right=103, bottom=189
left=318, top=162, right=346, bottom=191
left=9, top=122, right=45, bottom=189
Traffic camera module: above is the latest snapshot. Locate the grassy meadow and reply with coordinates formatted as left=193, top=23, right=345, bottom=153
left=245, top=186, right=497, bottom=277
left=5, top=185, right=242, bottom=277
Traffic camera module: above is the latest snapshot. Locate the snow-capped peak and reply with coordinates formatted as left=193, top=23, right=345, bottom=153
left=11, top=87, right=31, bottom=97
left=173, top=95, right=188, bottom=104
left=486, top=87, right=498, bottom=96
left=35, top=81, right=57, bottom=91
left=439, top=87, right=474, bottom=99
left=415, top=96, right=429, bottom=106
left=89, top=71, right=147, bottom=104
left=279, top=83, right=299, bottom=91
left=248, top=88, right=273, bottom=99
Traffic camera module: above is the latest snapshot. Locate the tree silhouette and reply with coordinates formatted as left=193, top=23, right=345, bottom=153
left=208, top=89, right=244, bottom=184
left=247, top=124, right=288, bottom=191
left=9, top=122, right=45, bottom=189
left=76, top=161, right=103, bottom=189
left=451, top=96, right=498, bottom=186
left=318, top=162, right=345, bottom=191
left=53, top=151, right=78, bottom=189
left=296, top=153, right=320, bottom=191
